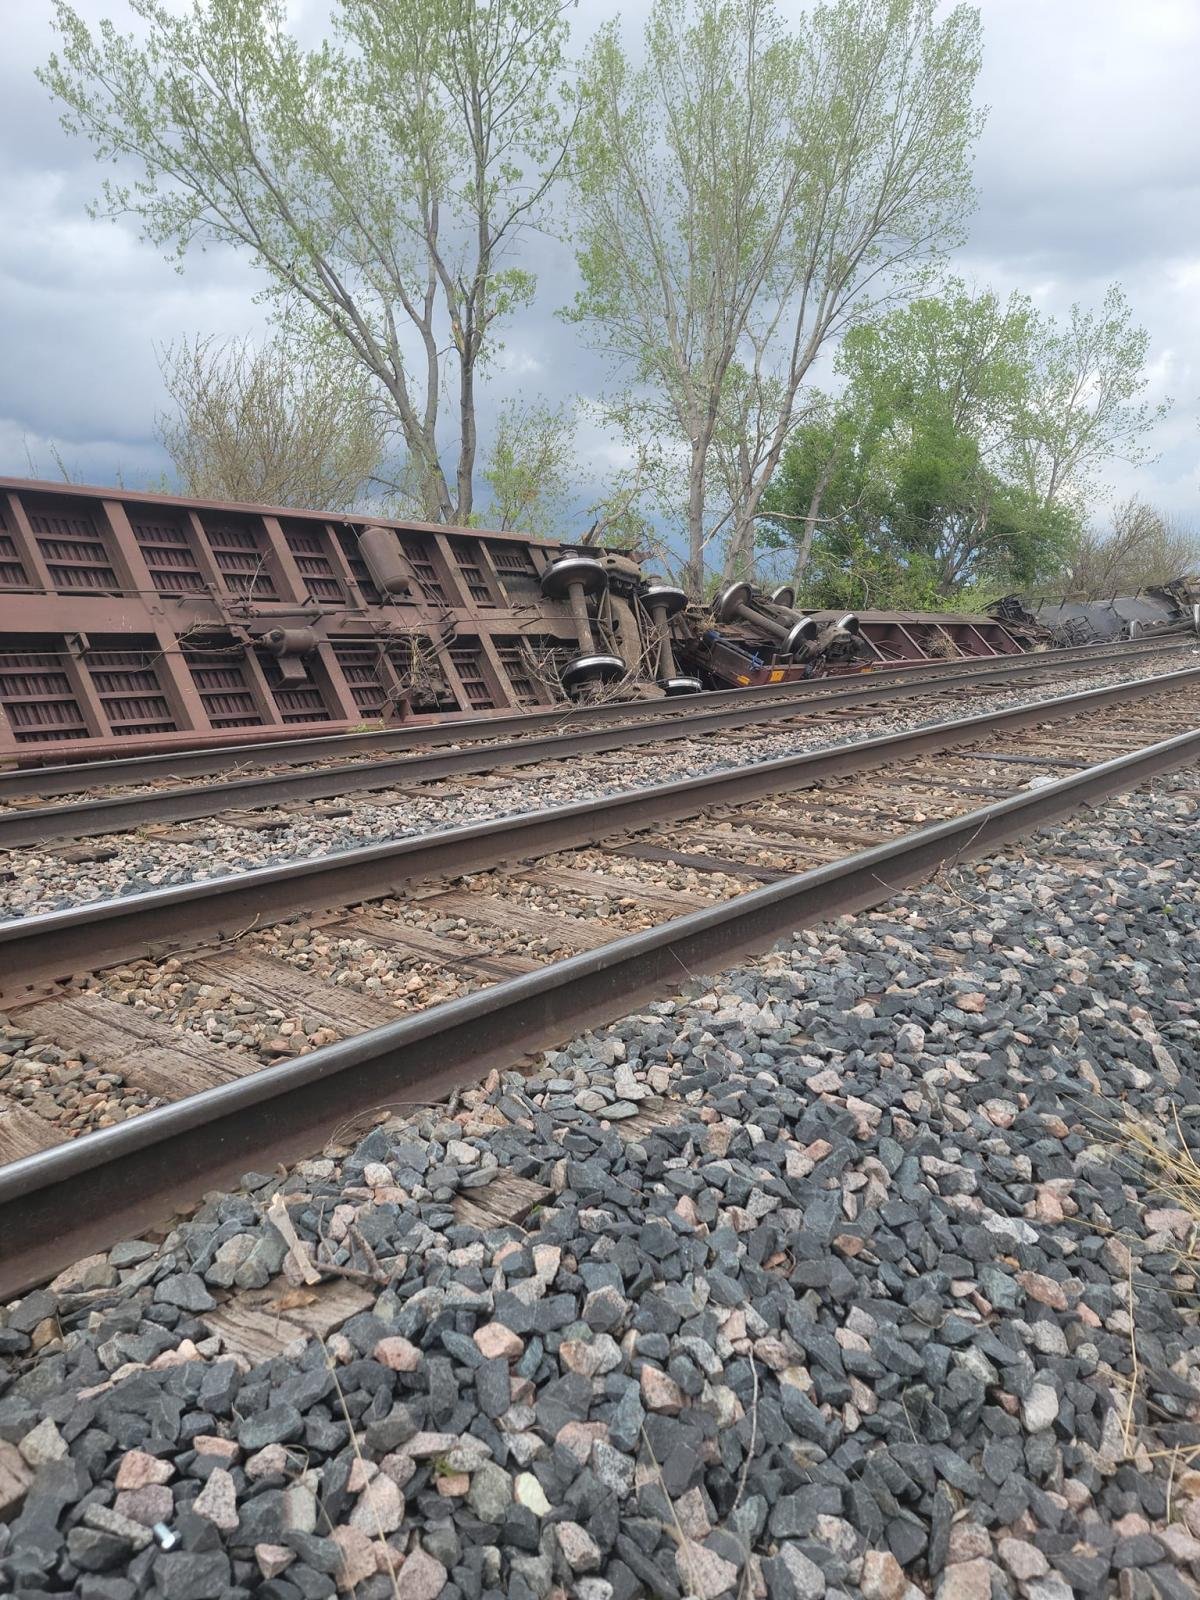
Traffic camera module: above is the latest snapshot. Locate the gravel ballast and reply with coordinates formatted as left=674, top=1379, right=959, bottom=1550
left=1, top=648, right=1194, bottom=919
left=1, top=769, right=1198, bottom=1599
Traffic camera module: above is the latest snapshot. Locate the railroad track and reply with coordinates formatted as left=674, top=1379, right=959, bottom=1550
left=0, top=664, right=1197, bottom=1294
left=0, top=636, right=1193, bottom=850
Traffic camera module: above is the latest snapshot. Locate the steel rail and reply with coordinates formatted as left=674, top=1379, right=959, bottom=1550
left=1, top=664, right=1197, bottom=1006
left=1, top=640, right=1195, bottom=849
left=0, top=634, right=1191, bottom=802
left=1, top=719, right=1196, bottom=1296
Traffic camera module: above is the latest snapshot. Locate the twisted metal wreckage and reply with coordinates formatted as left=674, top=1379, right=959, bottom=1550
left=0, top=476, right=1196, bottom=763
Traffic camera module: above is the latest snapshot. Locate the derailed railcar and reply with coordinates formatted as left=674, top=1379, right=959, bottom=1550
left=0, top=476, right=1032, bottom=763
left=0, top=478, right=674, bottom=760
left=991, top=583, right=1200, bottom=649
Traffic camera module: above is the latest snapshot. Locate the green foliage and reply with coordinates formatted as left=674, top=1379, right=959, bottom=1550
left=481, top=400, right=576, bottom=539
left=565, top=0, right=984, bottom=590
left=41, top=0, right=574, bottom=523
left=803, top=534, right=947, bottom=613
left=760, top=279, right=1164, bottom=607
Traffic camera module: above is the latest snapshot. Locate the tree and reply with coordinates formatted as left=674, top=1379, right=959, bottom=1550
left=481, top=399, right=576, bottom=537
left=1014, top=285, right=1170, bottom=512
left=42, top=0, right=575, bottom=524
left=566, top=0, right=984, bottom=592
left=156, top=330, right=389, bottom=508
left=1060, top=500, right=1200, bottom=599
left=760, top=281, right=1164, bottom=606
left=755, top=395, right=871, bottom=589
left=841, top=282, right=1035, bottom=458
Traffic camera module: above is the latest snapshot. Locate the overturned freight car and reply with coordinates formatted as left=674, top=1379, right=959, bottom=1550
left=990, top=582, right=1200, bottom=648
left=0, top=478, right=1030, bottom=762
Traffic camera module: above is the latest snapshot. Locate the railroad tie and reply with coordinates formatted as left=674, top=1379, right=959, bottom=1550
left=334, top=914, right=540, bottom=980
left=26, top=995, right=261, bottom=1095
left=0, top=1102, right=62, bottom=1164
left=186, top=952, right=398, bottom=1036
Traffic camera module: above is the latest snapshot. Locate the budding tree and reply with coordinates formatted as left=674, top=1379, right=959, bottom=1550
left=42, top=0, right=575, bottom=522
left=1012, top=284, right=1170, bottom=512
left=566, top=0, right=984, bottom=591
left=157, top=331, right=390, bottom=509
left=482, top=399, right=577, bottom=538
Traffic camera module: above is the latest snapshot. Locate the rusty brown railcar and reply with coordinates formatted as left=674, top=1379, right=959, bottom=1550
left=0, top=478, right=671, bottom=762
left=0, top=476, right=1037, bottom=764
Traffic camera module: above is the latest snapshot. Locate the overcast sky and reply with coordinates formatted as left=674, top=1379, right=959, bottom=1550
left=1, top=0, right=1197, bottom=527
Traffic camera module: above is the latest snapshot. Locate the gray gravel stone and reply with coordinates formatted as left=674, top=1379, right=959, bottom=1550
left=235, top=1404, right=304, bottom=1450
left=763, top=1543, right=827, bottom=1600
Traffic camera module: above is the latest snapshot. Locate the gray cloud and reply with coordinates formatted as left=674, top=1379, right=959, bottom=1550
left=1, top=0, right=1196, bottom=522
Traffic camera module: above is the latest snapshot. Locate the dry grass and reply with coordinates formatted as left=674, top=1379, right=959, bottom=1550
left=1123, top=1253, right=1139, bottom=1455
left=926, top=630, right=961, bottom=659
left=639, top=1422, right=699, bottom=1592
left=319, top=1334, right=402, bottom=1596
left=999, top=1105, right=1200, bottom=1472
left=1119, top=1105, right=1200, bottom=1223
left=1097, top=1104, right=1200, bottom=1285
left=235, top=1335, right=404, bottom=1594
left=1102, top=1104, right=1200, bottom=1469
left=519, top=625, right=665, bottom=712
left=639, top=1351, right=763, bottom=1600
